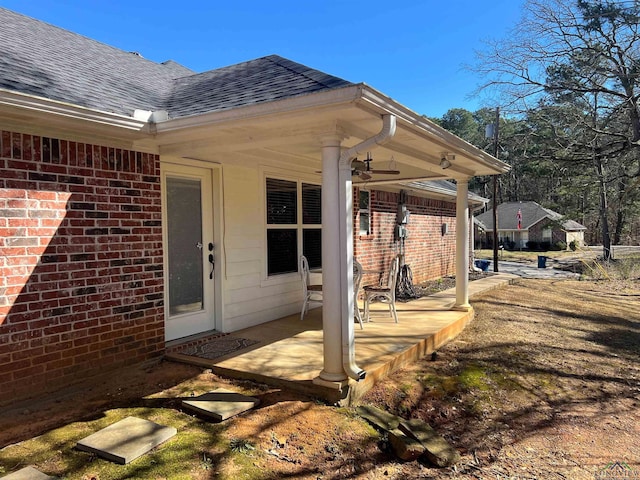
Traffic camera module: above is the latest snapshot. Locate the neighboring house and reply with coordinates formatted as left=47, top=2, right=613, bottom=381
left=0, top=8, right=509, bottom=403
left=475, top=201, right=587, bottom=249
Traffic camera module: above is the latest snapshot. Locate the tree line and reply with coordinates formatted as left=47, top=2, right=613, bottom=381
left=434, top=0, right=640, bottom=257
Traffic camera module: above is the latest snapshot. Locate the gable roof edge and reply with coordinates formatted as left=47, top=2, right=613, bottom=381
left=154, top=83, right=364, bottom=133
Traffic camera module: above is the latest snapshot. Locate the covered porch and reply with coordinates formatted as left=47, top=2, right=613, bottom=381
left=154, top=83, right=511, bottom=392
left=166, top=273, right=516, bottom=404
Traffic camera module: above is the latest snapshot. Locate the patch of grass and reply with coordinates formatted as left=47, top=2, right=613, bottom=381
left=399, top=382, right=414, bottom=394
left=458, top=364, right=490, bottom=391
left=0, top=408, right=225, bottom=480
left=417, top=373, right=460, bottom=399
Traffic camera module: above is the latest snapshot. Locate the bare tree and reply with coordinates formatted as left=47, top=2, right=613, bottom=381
left=473, top=0, right=640, bottom=258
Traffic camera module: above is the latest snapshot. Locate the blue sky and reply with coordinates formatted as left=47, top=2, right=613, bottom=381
left=2, top=1, right=524, bottom=118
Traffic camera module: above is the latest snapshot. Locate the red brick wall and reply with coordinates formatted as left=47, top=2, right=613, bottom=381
left=0, top=130, right=164, bottom=404
left=354, top=188, right=456, bottom=286
left=529, top=220, right=567, bottom=247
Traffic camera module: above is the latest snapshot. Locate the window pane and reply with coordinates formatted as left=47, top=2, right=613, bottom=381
left=266, top=178, right=297, bottom=224
left=359, top=190, right=370, bottom=209
left=302, top=183, right=321, bottom=225
left=267, top=229, right=298, bottom=275
left=166, top=177, right=203, bottom=315
left=303, top=229, right=322, bottom=269
left=359, top=212, right=370, bottom=235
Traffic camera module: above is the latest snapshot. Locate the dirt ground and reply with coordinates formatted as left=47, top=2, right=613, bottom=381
left=1, top=277, right=639, bottom=479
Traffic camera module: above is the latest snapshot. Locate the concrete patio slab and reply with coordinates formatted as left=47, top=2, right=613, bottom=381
left=0, top=466, right=56, bottom=479
left=182, top=388, right=260, bottom=422
left=76, top=416, right=176, bottom=464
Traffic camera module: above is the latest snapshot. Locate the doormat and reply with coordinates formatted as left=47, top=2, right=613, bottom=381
left=177, top=336, right=260, bottom=360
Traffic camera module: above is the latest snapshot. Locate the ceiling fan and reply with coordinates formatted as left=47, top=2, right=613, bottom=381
left=352, top=152, right=400, bottom=180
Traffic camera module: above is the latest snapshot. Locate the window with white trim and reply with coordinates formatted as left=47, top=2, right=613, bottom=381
left=266, top=178, right=321, bottom=275
left=359, top=190, right=371, bottom=235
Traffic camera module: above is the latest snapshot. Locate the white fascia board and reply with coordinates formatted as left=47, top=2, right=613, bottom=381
left=356, top=85, right=510, bottom=175
left=154, top=85, right=363, bottom=133
left=0, top=89, right=149, bottom=132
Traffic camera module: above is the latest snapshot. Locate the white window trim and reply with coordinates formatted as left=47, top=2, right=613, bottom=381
left=358, top=189, right=371, bottom=236
left=260, top=168, right=322, bottom=286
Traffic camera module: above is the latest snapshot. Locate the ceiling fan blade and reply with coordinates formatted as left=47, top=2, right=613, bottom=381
left=369, top=169, right=401, bottom=175
left=359, top=172, right=372, bottom=181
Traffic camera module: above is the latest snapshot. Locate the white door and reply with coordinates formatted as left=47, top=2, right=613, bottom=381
left=162, top=164, right=216, bottom=341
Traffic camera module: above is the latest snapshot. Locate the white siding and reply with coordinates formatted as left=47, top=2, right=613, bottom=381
left=220, top=165, right=303, bottom=332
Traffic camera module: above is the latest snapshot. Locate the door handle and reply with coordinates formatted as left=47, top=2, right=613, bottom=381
left=208, top=253, right=214, bottom=279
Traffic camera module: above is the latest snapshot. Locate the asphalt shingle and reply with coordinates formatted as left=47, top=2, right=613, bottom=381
left=165, top=55, right=353, bottom=118
left=0, top=8, right=354, bottom=120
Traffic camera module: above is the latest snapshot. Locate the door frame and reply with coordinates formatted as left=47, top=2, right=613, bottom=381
left=161, top=157, right=224, bottom=340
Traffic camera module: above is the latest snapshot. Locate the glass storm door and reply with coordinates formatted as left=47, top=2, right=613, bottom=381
left=163, top=164, right=215, bottom=341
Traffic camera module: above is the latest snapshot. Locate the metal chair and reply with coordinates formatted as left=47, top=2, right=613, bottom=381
left=363, top=255, right=400, bottom=323
left=299, top=255, right=322, bottom=320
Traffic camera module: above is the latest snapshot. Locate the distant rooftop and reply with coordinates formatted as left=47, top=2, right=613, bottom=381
left=476, top=201, right=586, bottom=231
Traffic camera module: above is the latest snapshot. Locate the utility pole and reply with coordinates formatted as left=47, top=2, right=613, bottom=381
left=492, top=107, right=500, bottom=272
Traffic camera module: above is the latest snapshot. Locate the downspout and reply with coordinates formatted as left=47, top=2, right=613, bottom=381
left=338, top=114, right=397, bottom=380
left=470, top=209, right=482, bottom=273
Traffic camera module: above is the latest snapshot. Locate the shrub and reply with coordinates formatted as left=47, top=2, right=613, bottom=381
left=569, top=240, right=578, bottom=251
left=526, top=240, right=539, bottom=251
left=540, top=241, right=551, bottom=251
left=553, top=241, right=567, bottom=251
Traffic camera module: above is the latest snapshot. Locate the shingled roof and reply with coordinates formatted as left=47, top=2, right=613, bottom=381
left=0, top=8, right=353, bottom=119
left=475, top=201, right=586, bottom=231
left=165, top=56, right=353, bottom=118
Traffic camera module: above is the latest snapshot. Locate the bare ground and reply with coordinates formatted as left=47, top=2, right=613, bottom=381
left=1, top=277, right=639, bottom=479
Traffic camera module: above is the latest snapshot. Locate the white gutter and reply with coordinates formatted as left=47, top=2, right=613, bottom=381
left=356, top=86, right=510, bottom=174
left=337, top=113, right=397, bottom=381
left=0, top=89, right=149, bottom=132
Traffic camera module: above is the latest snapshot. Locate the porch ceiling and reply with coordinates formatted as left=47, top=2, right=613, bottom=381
left=153, top=84, right=509, bottom=181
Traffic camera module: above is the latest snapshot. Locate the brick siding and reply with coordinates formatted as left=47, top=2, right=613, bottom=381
left=529, top=220, right=567, bottom=247
left=0, top=130, right=164, bottom=404
left=354, top=188, right=456, bottom=286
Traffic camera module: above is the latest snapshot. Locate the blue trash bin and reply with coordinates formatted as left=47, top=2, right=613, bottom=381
left=475, top=260, right=490, bottom=272
left=537, top=255, right=547, bottom=268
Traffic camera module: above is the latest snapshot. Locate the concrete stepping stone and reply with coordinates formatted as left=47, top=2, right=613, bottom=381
left=1, top=466, right=57, bottom=479
left=182, top=388, right=259, bottom=422
left=76, top=416, right=176, bottom=465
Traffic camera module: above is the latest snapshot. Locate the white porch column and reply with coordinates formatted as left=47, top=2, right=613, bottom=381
left=454, top=178, right=471, bottom=311
left=316, top=135, right=349, bottom=384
